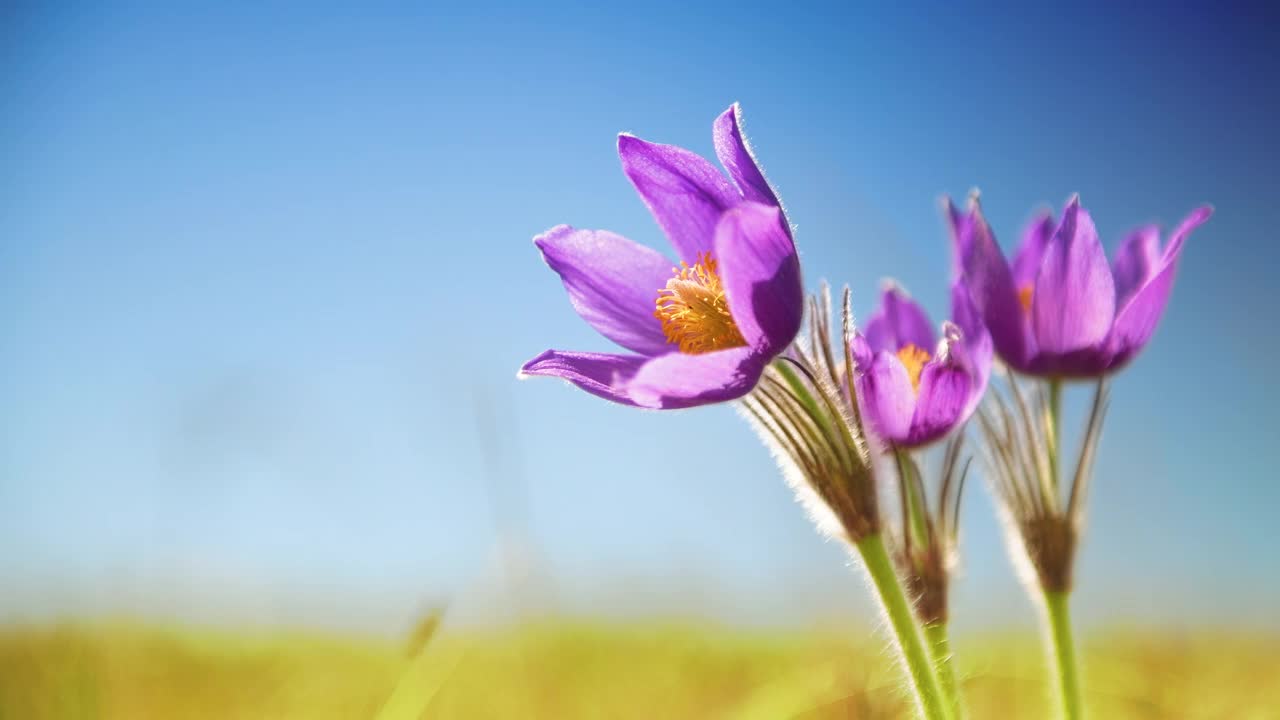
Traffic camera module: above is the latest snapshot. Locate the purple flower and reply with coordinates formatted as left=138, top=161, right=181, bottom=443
left=852, top=283, right=992, bottom=448
left=949, top=195, right=1212, bottom=377
left=520, top=105, right=802, bottom=409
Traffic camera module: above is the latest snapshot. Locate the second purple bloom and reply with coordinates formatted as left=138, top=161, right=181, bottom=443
left=852, top=284, right=992, bottom=448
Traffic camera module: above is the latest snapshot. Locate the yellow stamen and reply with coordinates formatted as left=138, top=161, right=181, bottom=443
left=896, top=343, right=931, bottom=393
left=654, top=252, right=747, bottom=355
left=1017, top=284, right=1034, bottom=313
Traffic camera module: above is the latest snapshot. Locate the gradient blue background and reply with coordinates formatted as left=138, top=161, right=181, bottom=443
left=3, top=1, right=1277, bottom=635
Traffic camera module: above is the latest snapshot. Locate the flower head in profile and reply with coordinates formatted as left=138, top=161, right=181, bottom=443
left=949, top=193, right=1212, bottom=377
left=520, top=104, right=802, bottom=408
left=851, top=283, right=991, bottom=448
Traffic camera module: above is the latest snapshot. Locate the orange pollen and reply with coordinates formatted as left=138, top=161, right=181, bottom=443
left=1017, top=284, right=1034, bottom=313
left=653, top=252, right=747, bottom=355
left=896, top=343, right=932, bottom=394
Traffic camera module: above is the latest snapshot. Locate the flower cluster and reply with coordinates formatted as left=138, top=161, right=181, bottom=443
left=520, top=105, right=1210, bottom=720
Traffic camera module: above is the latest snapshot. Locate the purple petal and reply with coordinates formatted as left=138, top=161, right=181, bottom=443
left=906, top=358, right=972, bottom=447
left=864, top=284, right=936, bottom=354
left=534, top=225, right=674, bottom=356
left=1159, top=205, right=1214, bottom=263
left=1031, top=197, right=1117, bottom=355
left=950, top=281, right=989, bottom=360
left=949, top=284, right=993, bottom=419
left=855, top=350, right=916, bottom=442
left=713, top=103, right=780, bottom=207
left=1111, top=224, right=1161, bottom=308
left=1027, top=346, right=1114, bottom=378
left=1107, top=206, right=1212, bottom=367
left=627, top=346, right=764, bottom=409
left=956, top=200, right=1031, bottom=369
left=520, top=350, right=647, bottom=407
left=1011, top=212, right=1055, bottom=289
left=618, top=134, right=740, bottom=264
left=850, top=334, right=873, bottom=370
left=714, top=202, right=802, bottom=356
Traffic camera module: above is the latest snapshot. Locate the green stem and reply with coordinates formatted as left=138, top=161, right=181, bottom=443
left=1047, top=378, right=1062, bottom=494
left=894, top=448, right=928, bottom=549
left=1043, top=589, right=1083, bottom=720
left=856, top=534, right=949, bottom=720
left=924, top=623, right=964, bottom=719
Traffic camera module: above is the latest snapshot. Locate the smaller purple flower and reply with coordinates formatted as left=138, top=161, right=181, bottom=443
left=949, top=194, right=1212, bottom=377
left=520, top=105, right=803, bottom=409
left=852, top=283, right=992, bottom=448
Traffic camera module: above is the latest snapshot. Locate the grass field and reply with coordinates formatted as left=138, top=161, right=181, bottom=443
left=1, top=620, right=1276, bottom=719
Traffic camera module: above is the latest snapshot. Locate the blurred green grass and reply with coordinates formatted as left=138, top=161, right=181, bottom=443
left=1, top=620, right=1276, bottom=719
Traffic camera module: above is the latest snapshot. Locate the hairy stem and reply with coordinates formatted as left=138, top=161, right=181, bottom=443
left=894, top=448, right=928, bottom=549
left=856, top=534, right=950, bottom=720
left=1044, top=589, right=1083, bottom=720
left=1047, top=378, right=1062, bottom=494
left=924, top=622, right=964, bottom=719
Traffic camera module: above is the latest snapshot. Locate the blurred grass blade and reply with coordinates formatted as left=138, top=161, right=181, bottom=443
left=375, top=610, right=465, bottom=720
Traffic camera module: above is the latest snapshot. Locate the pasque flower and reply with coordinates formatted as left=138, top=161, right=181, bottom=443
left=949, top=194, right=1212, bottom=377
left=952, top=194, right=1213, bottom=720
left=851, top=283, right=992, bottom=448
left=740, top=286, right=952, bottom=720
left=521, top=105, right=802, bottom=409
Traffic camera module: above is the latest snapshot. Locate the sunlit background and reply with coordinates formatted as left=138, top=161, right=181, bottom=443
left=3, top=1, right=1279, bottom=717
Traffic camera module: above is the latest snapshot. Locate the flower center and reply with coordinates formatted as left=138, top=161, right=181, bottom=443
left=896, top=343, right=931, bottom=394
left=654, top=252, right=747, bottom=355
left=1017, top=284, right=1034, bottom=313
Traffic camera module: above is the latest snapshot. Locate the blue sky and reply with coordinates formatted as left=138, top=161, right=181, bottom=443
left=3, top=1, right=1278, bottom=635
